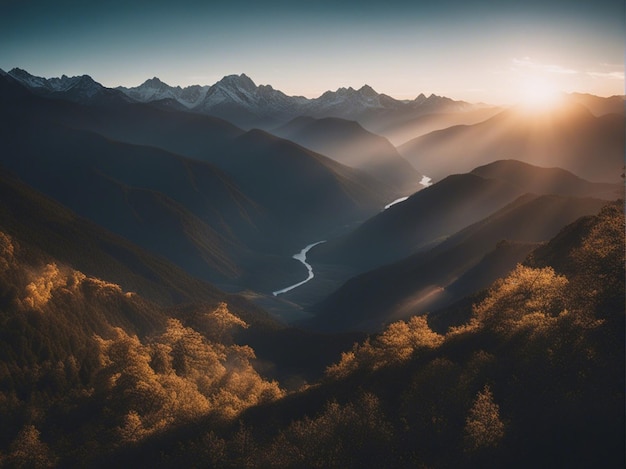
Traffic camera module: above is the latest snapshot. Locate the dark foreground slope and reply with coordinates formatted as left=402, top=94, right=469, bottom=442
left=0, top=224, right=285, bottom=466
left=0, top=174, right=365, bottom=466
left=104, top=201, right=624, bottom=469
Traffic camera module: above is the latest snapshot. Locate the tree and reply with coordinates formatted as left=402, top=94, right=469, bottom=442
left=472, top=265, right=568, bottom=335
left=326, top=315, right=443, bottom=377
left=464, top=385, right=505, bottom=452
left=570, top=202, right=625, bottom=318
left=201, top=302, right=248, bottom=344
left=6, top=425, right=57, bottom=468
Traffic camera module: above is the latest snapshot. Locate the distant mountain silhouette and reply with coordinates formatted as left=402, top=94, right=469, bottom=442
left=272, top=116, right=422, bottom=194
left=308, top=194, right=608, bottom=332
left=369, top=106, right=503, bottom=146
left=469, top=159, right=621, bottom=199
left=399, top=102, right=625, bottom=182
left=566, top=92, right=625, bottom=116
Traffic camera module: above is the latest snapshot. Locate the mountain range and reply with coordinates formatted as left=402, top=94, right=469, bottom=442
left=6, top=68, right=484, bottom=132
left=116, top=72, right=480, bottom=130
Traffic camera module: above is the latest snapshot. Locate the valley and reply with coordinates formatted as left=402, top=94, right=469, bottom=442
left=0, top=67, right=623, bottom=468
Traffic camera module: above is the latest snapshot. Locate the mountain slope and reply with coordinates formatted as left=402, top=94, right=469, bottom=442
left=469, top=159, right=621, bottom=199
left=567, top=92, right=625, bottom=116
left=272, top=116, right=422, bottom=193
left=0, top=108, right=263, bottom=284
left=309, top=194, right=608, bottom=332
left=0, top=221, right=288, bottom=462
left=368, top=106, right=503, bottom=145
left=311, top=172, right=525, bottom=272
left=215, top=129, right=394, bottom=248
left=310, top=159, right=619, bottom=288
left=399, top=102, right=625, bottom=182
left=0, top=167, right=236, bottom=308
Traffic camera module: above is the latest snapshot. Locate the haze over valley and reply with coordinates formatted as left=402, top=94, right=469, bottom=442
left=0, top=0, right=623, bottom=466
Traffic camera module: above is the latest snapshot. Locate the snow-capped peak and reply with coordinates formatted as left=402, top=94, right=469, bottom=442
left=214, top=74, right=257, bottom=93
left=8, top=68, right=50, bottom=89
left=6, top=68, right=129, bottom=104
left=116, top=76, right=208, bottom=108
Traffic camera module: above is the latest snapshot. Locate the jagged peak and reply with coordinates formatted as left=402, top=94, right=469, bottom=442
left=76, top=74, right=96, bottom=83
left=215, top=73, right=257, bottom=91
left=137, top=77, right=173, bottom=90
left=8, top=67, right=32, bottom=77
left=358, top=84, right=379, bottom=97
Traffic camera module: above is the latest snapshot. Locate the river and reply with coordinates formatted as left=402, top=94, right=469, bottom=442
left=383, top=176, right=432, bottom=210
left=273, top=175, right=432, bottom=296
left=272, top=240, right=327, bottom=296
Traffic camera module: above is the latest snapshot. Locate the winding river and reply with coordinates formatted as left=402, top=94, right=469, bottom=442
left=272, top=240, right=327, bottom=296
left=272, top=175, right=432, bottom=297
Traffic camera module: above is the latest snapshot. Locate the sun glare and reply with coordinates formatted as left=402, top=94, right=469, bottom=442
left=519, top=78, right=563, bottom=111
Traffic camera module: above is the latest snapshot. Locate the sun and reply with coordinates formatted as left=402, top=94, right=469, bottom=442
left=519, top=78, right=563, bottom=111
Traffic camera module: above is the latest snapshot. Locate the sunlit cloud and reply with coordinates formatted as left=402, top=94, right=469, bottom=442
left=587, top=71, right=624, bottom=81
left=512, top=57, right=579, bottom=75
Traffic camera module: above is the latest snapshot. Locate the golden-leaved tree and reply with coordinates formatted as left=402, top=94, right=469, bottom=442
left=472, top=264, right=569, bottom=336
left=326, top=315, right=443, bottom=378
left=463, top=385, right=505, bottom=452
left=94, top=303, right=284, bottom=443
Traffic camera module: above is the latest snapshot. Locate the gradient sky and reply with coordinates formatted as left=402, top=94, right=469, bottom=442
left=1, top=0, right=623, bottom=104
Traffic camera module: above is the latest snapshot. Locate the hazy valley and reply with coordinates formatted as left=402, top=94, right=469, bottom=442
left=0, top=67, right=623, bottom=468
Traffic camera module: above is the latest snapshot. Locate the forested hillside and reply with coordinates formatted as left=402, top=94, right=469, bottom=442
left=72, top=200, right=624, bottom=468
left=0, top=228, right=284, bottom=467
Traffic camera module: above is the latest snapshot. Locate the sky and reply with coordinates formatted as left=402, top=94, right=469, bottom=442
left=0, top=0, right=623, bottom=104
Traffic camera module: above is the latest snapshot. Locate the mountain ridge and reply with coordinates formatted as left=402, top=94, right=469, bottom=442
left=399, top=101, right=625, bottom=183
left=272, top=115, right=422, bottom=193
left=308, top=193, right=609, bottom=332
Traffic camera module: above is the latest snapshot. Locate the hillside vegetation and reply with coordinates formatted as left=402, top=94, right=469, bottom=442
left=60, top=200, right=624, bottom=468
